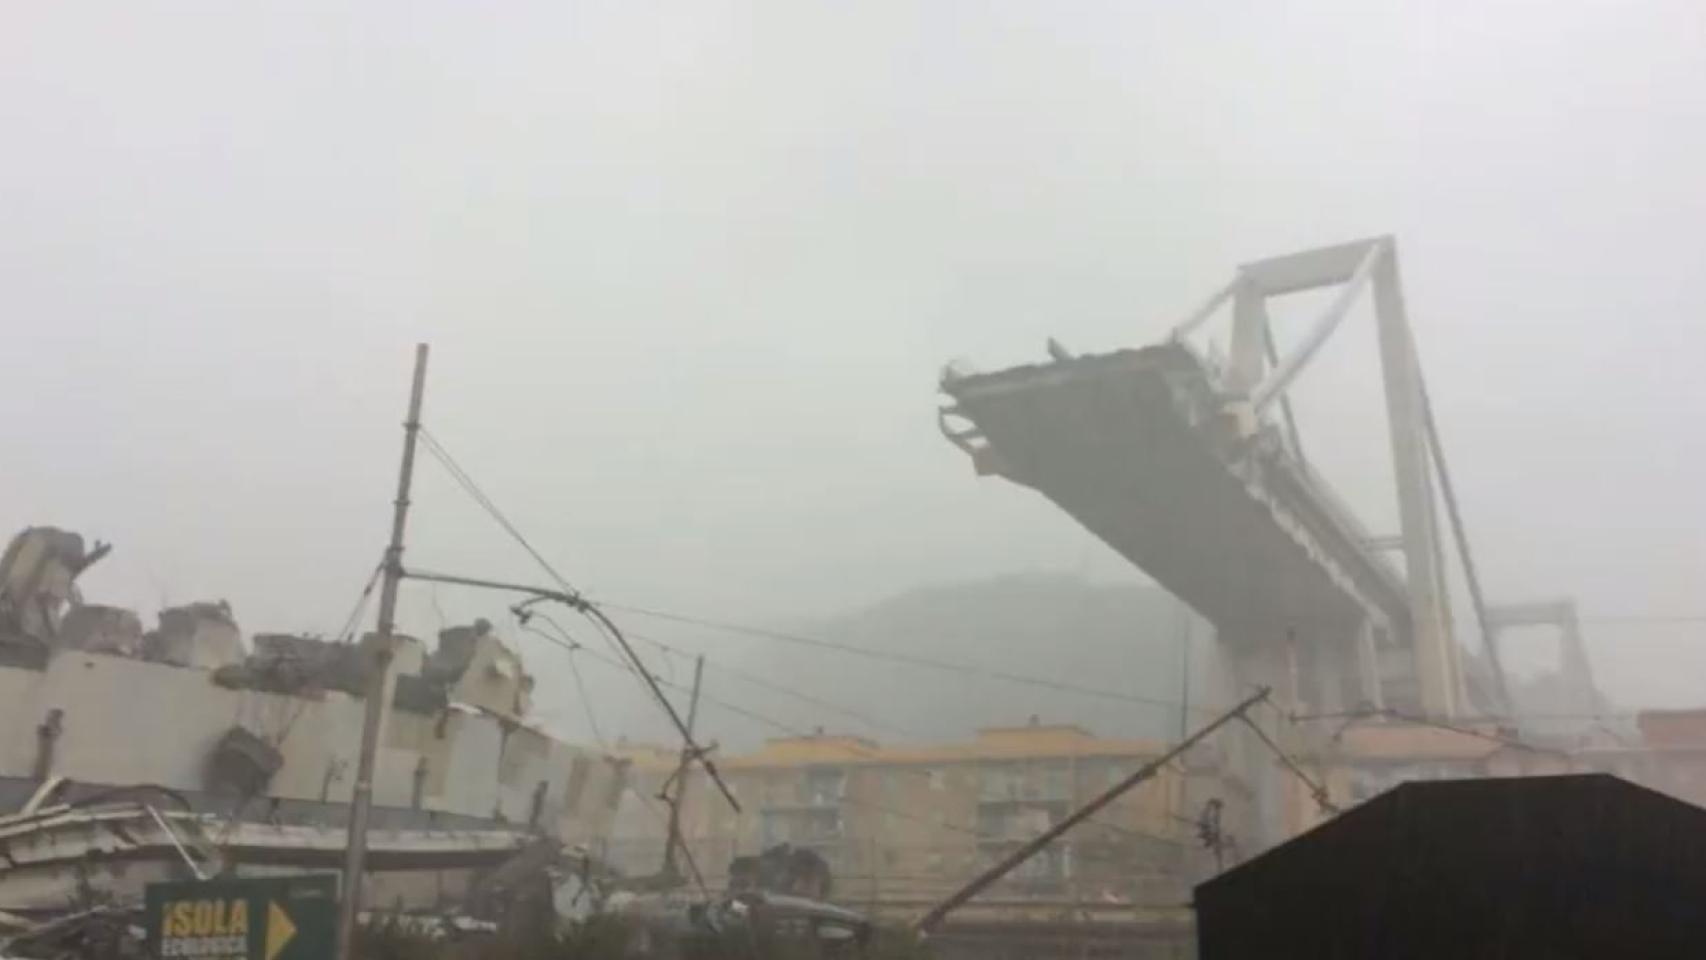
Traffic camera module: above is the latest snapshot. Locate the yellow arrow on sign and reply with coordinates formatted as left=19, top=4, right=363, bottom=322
left=265, top=901, right=297, bottom=960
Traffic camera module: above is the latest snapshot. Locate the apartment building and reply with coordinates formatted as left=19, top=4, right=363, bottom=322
left=611, top=720, right=1222, bottom=914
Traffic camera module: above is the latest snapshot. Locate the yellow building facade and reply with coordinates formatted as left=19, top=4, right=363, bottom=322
left=610, top=722, right=1222, bottom=919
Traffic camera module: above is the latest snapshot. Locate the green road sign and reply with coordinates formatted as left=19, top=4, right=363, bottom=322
left=146, top=874, right=337, bottom=960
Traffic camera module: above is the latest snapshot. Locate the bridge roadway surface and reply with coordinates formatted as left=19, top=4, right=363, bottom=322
left=942, top=342, right=1410, bottom=669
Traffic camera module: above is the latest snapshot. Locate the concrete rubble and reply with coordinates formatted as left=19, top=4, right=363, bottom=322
left=0, top=526, right=636, bottom=953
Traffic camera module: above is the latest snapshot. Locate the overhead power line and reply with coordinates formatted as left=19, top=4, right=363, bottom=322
left=522, top=614, right=1188, bottom=851
left=332, top=559, right=386, bottom=643
left=613, top=600, right=1706, bottom=631
left=597, top=599, right=1224, bottom=715
left=412, top=428, right=739, bottom=814
left=624, top=627, right=1195, bottom=843
left=917, top=687, right=1273, bottom=933
left=1287, top=706, right=1567, bottom=756
left=268, top=555, right=388, bottom=749
left=627, top=630, right=913, bottom=738
left=419, top=428, right=581, bottom=597
left=526, top=618, right=997, bottom=838
left=1239, top=710, right=1337, bottom=815
left=517, top=620, right=605, bottom=749
left=563, top=638, right=1185, bottom=851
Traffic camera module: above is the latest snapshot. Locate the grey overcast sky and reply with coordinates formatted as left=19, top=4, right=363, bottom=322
left=2, top=2, right=1702, bottom=726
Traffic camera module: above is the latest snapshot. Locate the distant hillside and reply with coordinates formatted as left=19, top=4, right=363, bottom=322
left=688, top=573, right=1225, bottom=750
left=567, top=575, right=1616, bottom=752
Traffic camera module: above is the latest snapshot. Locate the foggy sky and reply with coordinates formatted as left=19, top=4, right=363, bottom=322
left=2, top=2, right=1702, bottom=740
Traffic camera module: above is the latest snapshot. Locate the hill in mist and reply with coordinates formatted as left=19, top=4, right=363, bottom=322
left=575, top=573, right=1606, bottom=752
left=683, top=573, right=1225, bottom=750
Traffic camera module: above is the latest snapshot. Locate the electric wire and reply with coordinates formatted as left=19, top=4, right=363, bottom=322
left=1292, top=706, right=1644, bottom=723
left=334, top=559, right=386, bottom=643
left=415, top=427, right=738, bottom=812
left=560, top=635, right=1116, bottom=844
left=596, top=600, right=1226, bottom=716
left=540, top=620, right=1189, bottom=851
left=628, top=630, right=914, bottom=738
left=512, top=617, right=709, bottom=898
left=223, top=557, right=387, bottom=846
left=1291, top=706, right=1569, bottom=757
left=609, top=595, right=1706, bottom=631
left=604, top=640, right=1173, bottom=842
left=519, top=621, right=604, bottom=749
left=269, top=556, right=387, bottom=749
left=408, top=425, right=1675, bottom=882
left=1238, top=710, right=1337, bottom=815
left=419, top=429, right=576, bottom=599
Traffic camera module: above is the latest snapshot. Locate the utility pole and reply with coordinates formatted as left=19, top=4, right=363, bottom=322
left=662, top=654, right=705, bottom=879
left=915, top=686, right=1271, bottom=935
left=1176, top=600, right=1193, bottom=742
left=336, top=344, right=429, bottom=960
left=400, top=568, right=741, bottom=813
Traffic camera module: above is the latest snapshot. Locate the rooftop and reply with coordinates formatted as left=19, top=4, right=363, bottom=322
left=622, top=720, right=1169, bottom=771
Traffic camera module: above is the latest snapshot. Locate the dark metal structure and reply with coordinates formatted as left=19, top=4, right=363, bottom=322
left=1195, top=774, right=1706, bottom=959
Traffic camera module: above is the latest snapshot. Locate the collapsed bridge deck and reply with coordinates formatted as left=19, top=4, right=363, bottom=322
left=941, top=343, right=1408, bottom=669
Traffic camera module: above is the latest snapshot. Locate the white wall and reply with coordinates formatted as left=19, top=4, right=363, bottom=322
left=0, top=653, right=624, bottom=841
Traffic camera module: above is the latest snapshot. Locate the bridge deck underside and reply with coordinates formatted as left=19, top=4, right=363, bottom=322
left=947, top=349, right=1377, bottom=649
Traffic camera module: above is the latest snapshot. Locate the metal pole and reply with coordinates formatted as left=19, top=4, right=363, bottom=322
left=915, top=687, right=1270, bottom=934
left=662, top=655, right=705, bottom=878
left=336, top=343, right=429, bottom=960
left=1176, top=601, right=1193, bottom=743
left=145, top=805, right=206, bottom=881
left=402, top=568, right=578, bottom=602
left=400, top=567, right=741, bottom=812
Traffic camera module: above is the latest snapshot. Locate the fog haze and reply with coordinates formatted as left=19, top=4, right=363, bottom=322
left=3, top=2, right=1702, bottom=744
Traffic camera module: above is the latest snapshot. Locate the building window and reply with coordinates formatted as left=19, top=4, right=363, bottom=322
left=806, top=809, right=843, bottom=840
left=980, top=763, right=1016, bottom=801
left=1041, top=762, right=1070, bottom=800
left=804, top=767, right=845, bottom=806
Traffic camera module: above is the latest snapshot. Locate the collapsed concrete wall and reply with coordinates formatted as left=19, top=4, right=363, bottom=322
left=0, top=527, right=622, bottom=852
left=57, top=605, right=144, bottom=657
left=427, top=619, right=533, bottom=720
left=146, top=601, right=245, bottom=669
left=0, top=648, right=626, bottom=843
left=0, top=527, right=109, bottom=668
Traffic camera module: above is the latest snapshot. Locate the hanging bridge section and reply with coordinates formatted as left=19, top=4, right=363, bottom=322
left=939, top=238, right=1471, bottom=719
